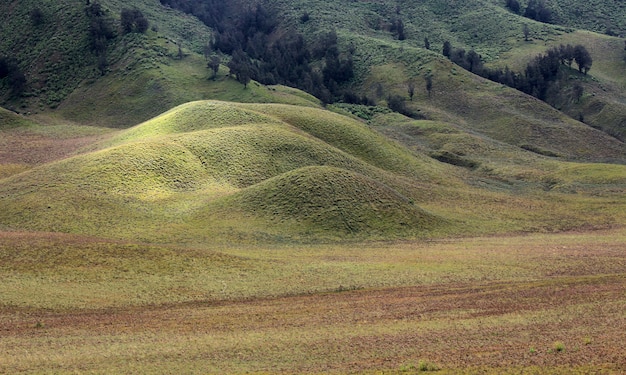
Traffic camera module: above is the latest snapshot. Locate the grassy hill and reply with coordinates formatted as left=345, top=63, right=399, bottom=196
left=1, top=99, right=624, bottom=243
left=2, top=2, right=626, bottom=373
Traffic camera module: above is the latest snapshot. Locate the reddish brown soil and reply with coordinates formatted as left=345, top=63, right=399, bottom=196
left=0, top=131, right=102, bottom=166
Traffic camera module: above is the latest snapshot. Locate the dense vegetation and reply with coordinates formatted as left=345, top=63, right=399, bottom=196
left=444, top=41, right=592, bottom=103
left=161, top=0, right=357, bottom=104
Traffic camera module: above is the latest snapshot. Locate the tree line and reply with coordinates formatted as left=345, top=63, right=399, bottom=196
left=0, top=56, right=26, bottom=97
left=87, top=2, right=149, bottom=75
left=506, top=0, right=553, bottom=23
left=161, top=0, right=357, bottom=104
left=443, top=41, right=592, bottom=103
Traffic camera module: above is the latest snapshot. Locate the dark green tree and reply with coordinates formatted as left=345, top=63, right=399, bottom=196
left=208, top=55, right=221, bottom=79
left=573, top=45, right=592, bottom=74
left=506, top=0, right=520, bottom=14
left=442, top=41, right=452, bottom=58
left=523, top=24, right=530, bottom=41
left=407, top=80, right=415, bottom=100
left=425, top=75, right=433, bottom=97
left=30, top=8, right=44, bottom=26
left=121, top=8, right=149, bottom=34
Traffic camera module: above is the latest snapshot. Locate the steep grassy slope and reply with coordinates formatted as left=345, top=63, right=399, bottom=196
left=0, top=0, right=213, bottom=112
left=273, top=0, right=626, bottom=145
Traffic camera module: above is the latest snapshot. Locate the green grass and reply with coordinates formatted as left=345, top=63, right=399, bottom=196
left=2, top=97, right=625, bottom=242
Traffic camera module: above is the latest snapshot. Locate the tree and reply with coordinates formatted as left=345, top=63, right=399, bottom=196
left=387, top=95, right=408, bottom=115
left=0, top=57, right=27, bottom=97
left=393, top=18, right=406, bottom=40
left=121, top=8, right=135, bottom=34
left=30, top=8, right=45, bottom=26
left=208, top=55, right=221, bottom=79
left=506, top=0, right=520, bottom=14
left=442, top=41, right=452, bottom=58
left=572, top=83, right=584, bottom=103
left=97, top=54, right=108, bottom=76
left=228, top=49, right=253, bottom=87
left=300, top=11, right=310, bottom=23
left=425, top=75, right=433, bottom=97
left=523, top=24, right=530, bottom=41
left=121, top=8, right=149, bottom=34
left=573, top=45, right=592, bottom=74
left=407, top=80, right=415, bottom=101
left=524, top=0, right=552, bottom=23
left=135, top=15, right=149, bottom=33
left=424, top=37, right=430, bottom=50
left=558, top=44, right=575, bottom=67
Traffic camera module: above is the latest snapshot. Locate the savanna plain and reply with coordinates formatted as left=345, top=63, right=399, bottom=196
left=1, top=229, right=625, bottom=374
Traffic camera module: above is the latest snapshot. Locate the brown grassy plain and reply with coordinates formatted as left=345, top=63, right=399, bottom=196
left=1, top=229, right=624, bottom=374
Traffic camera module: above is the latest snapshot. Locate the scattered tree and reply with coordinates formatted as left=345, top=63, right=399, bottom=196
left=442, top=41, right=592, bottom=105
left=572, top=83, right=584, bottom=103
left=120, top=8, right=149, bottom=34
left=407, top=80, right=415, bottom=100
left=524, top=0, right=552, bottom=23
left=227, top=49, right=253, bottom=87
left=391, top=18, right=406, bottom=40
left=387, top=94, right=409, bottom=115
left=523, top=24, right=530, bottom=41
left=573, top=45, right=592, bottom=74
left=86, top=2, right=116, bottom=58
left=442, top=41, right=452, bottom=58
left=97, top=54, right=108, bottom=76
left=425, top=75, right=433, bottom=97
left=208, top=55, right=221, bottom=79
left=506, top=0, right=521, bottom=14
left=161, top=0, right=354, bottom=103
left=30, top=8, right=44, bottom=26
left=0, top=56, right=27, bottom=97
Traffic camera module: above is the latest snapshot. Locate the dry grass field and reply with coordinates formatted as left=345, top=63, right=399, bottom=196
left=1, top=229, right=624, bottom=374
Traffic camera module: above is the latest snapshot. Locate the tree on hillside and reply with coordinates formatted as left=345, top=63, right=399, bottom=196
left=572, top=83, right=584, bottom=103
left=388, top=94, right=409, bottom=115
left=121, top=8, right=149, bottom=34
left=558, top=44, right=575, bottom=67
left=506, top=0, right=521, bottom=14
left=442, top=41, right=452, bottom=58
left=524, top=0, right=552, bottom=23
left=228, top=49, right=253, bottom=87
left=87, top=2, right=116, bottom=57
left=407, top=80, right=415, bottom=101
left=208, top=55, right=221, bottom=79
left=30, top=8, right=45, bottom=26
left=425, top=75, right=433, bottom=97
left=523, top=24, right=530, bottom=41
left=390, top=18, right=406, bottom=40
left=573, top=45, right=592, bottom=74
left=0, top=56, right=27, bottom=97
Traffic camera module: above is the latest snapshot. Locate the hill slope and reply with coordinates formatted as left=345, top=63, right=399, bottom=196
left=0, top=0, right=625, bottom=244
